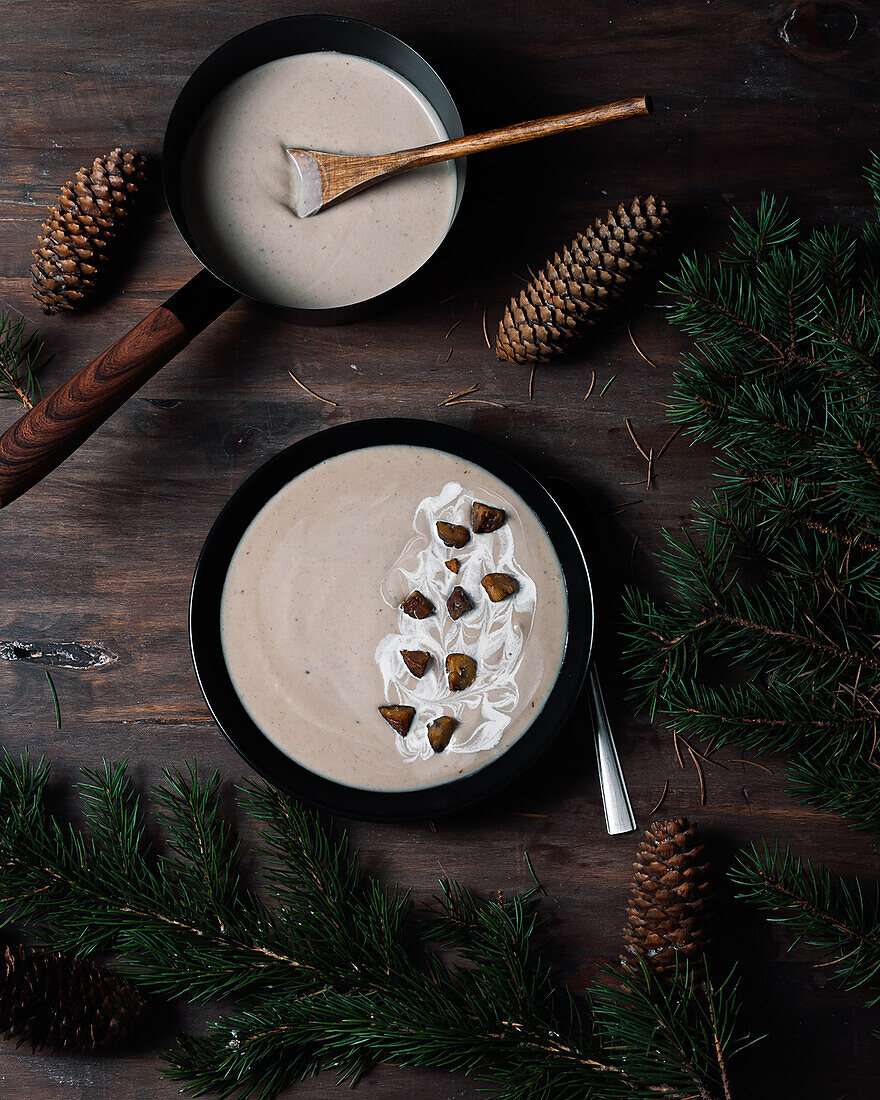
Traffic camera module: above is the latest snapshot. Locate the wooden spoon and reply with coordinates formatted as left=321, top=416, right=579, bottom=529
left=286, top=94, right=652, bottom=217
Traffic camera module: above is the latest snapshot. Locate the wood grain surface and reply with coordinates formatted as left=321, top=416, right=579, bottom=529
left=1, top=1, right=878, bottom=1096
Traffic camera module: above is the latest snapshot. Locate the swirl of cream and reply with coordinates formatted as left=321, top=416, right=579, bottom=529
left=374, top=481, right=540, bottom=761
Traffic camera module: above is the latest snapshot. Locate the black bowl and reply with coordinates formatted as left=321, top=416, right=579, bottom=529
left=189, top=419, right=593, bottom=821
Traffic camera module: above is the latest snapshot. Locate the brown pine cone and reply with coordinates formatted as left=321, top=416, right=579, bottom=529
left=31, top=148, right=147, bottom=314
left=0, top=946, right=146, bottom=1053
left=621, top=817, right=714, bottom=977
left=496, top=196, right=670, bottom=365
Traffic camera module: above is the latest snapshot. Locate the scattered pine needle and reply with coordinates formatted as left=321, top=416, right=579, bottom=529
left=529, top=363, right=536, bottom=401
left=446, top=398, right=506, bottom=408
left=445, top=346, right=454, bottom=364
left=609, top=499, right=643, bottom=516
left=524, top=851, right=548, bottom=895
left=728, top=758, right=774, bottom=774
left=673, top=730, right=685, bottom=769
left=445, top=319, right=463, bottom=340
left=438, top=292, right=459, bottom=305
left=625, top=418, right=650, bottom=462
left=513, top=812, right=550, bottom=819
left=45, top=670, right=60, bottom=730
left=599, top=374, right=617, bottom=398
left=705, top=739, right=724, bottom=766
left=629, top=534, right=640, bottom=573
left=288, top=369, right=338, bottom=407
left=852, top=660, right=863, bottom=708
left=657, top=425, right=683, bottom=460
left=438, top=383, right=478, bottom=406
left=687, top=743, right=707, bottom=805
left=584, top=370, right=596, bottom=401
left=627, top=324, right=658, bottom=368
left=648, top=779, right=669, bottom=816
left=482, top=308, right=491, bottom=350
left=677, top=733, right=727, bottom=770
left=646, top=448, right=654, bottom=490
left=428, top=819, right=437, bottom=834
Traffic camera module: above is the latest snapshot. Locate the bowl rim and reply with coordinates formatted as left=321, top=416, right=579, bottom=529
left=189, top=418, right=594, bottom=821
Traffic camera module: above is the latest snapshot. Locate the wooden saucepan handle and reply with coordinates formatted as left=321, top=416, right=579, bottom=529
left=0, top=270, right=239, bottom=508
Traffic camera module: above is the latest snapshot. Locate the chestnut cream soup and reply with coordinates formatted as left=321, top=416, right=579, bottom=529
left=181, top=52, right=457, bottom=309
left=220, top=445, right=568, bottom=792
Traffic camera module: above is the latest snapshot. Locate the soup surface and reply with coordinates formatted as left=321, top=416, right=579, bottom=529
left=182, top=51, right=458, bottom=308
left=220, top=445, right=569, bottom=791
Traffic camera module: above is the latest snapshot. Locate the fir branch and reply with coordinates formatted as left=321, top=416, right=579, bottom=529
left=649, top=681, right=868, bottom=756
left=0, top=309, right=46, bottom=409
left=719, top=193, right=800, bottom=268
left=787, top=750, right=880, bottom=834
left=731, top=843, right=880, bottom=1006
left=623, top=164, right=880, bottom=835
left=593, top=962, right=754, bottom=1100
left=802, top=226, right=858, bottom=315
left=0, top=751, right=753, bottom=1099
left=0, top=753, right=310, bottom=1002
left=664, top=254, right=786, bottom=358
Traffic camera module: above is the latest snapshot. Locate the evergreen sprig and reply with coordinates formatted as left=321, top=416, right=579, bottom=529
left=0, top=750, right=749, bottom=1099
left=731, top=844, right=880, bottom=1008
left=622, top=155, right=880, bottom=835
left=0, top=309, right=45, bottom=408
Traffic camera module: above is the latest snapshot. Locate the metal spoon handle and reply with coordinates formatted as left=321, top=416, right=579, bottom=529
left=588, top=665, right=637, bottom=835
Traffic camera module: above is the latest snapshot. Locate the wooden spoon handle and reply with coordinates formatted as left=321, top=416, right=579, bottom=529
left=0, top=269, right=239, bottom=508
left=374, top=95, right=651, bottom=179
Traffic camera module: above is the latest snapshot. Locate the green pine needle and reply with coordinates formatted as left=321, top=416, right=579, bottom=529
left=623, top=157, right=880, bottom=835
left=0, top=751, right=752, bottom=1099
left=0, top=309, right=46, bottom=409
left=44, top=671, right=60, bottom=729
left=731, top=843, right=880, bottom=1006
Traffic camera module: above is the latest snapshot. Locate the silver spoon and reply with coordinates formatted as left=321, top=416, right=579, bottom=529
left=587, top=666, right=637, bottom=835
left=543, top=476, right=637, bottom=835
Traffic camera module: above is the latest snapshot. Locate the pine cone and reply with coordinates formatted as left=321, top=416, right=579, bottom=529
left=31, top=148, right=147, bottom=314
left=495, top=196, right=670, bottom=365
left=622, top=817, right=714, bottom=977
left=0, top=946, right=146, bottom=1053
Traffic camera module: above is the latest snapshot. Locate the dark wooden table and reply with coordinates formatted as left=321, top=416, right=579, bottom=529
left=2, top=1, right=879, bottom=1096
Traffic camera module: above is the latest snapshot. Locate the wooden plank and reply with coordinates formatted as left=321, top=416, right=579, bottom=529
left=0, top=0, right=878, bottom=1096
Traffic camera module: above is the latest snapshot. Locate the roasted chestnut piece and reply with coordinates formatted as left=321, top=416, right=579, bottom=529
left=444, top=558, right=460, bottom=574
left=446, top=652, right=477, bottom=691
left=378, top=705, right=416, bottom=736
left=426, top=715, right=457, bottom=752
left=401, top=590, right=435, bottom=619
left=481, top=573, right=518, bottom=602
left=436, top=521, right=470, bottom=548
left=400, top=650, right=431, bottom=678
left=471, top=501, right=506, bottom=533
left=446, top=585, right=473, bottom=620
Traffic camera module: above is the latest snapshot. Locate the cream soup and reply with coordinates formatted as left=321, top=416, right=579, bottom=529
left=181, top=51, right=457, bottom=308
left=220, top=445, right=568, bottom=791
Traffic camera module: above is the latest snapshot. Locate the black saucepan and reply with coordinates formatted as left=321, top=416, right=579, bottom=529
left=0, top=16, right=465, bottom=507
left=189, top=418, right=594, bottom=822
